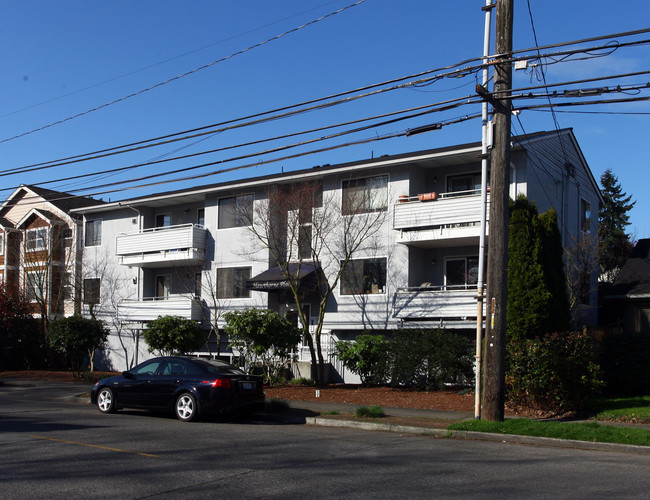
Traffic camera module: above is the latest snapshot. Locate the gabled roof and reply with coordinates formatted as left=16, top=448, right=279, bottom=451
left=607, top=239, right=650, bottom=298
left=0, top=216, right=15, bottom=230
left=0, top=184, right=103, bottom=219
left=15, top=208, right=64, bottom=230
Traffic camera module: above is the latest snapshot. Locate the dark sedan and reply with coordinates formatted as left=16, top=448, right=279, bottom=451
left=91, top=356, right=265, bottom=421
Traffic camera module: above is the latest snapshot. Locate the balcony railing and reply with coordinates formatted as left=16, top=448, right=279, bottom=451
left=117, top=295, right=203, bottom=322
left=115, top=223, right=207, bottom=267
left=393, top=286, right=479, bottom=321
left=393, top=189, right=489, bottom=230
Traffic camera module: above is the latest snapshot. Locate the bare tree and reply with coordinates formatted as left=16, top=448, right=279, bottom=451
left=564, top=232, right=599, bottom=328
left=80, top=246, right=137, bottom=369
left=239, top=178, right=389, bottom=383
left=20, top=221, right=79, bottom=335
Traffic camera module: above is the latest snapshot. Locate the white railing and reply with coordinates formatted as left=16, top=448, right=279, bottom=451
left=115, top=224, right=207, bottom=267
left=393, top=189, right=489, bottom=230
left=117, top=295, right=203, bottom=321
left=393, top=287, right=478, bottom=320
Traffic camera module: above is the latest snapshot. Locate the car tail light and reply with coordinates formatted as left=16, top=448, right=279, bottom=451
left=203, top=378, right=231, bottom=388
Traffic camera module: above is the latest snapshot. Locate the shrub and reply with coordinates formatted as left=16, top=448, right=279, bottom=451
left=390, top=329, right=474, bottom=390
left=224, top=308, right=302, bottom=385
left=0, top=288, right=45, bottom=370
left=355, top=405, right=385, bottom=418
left=142, top=315, right=205, bottom=356
left=335, top=329, right=474, bottom=390
left=506, top=331, right=603, bottom=413
left=47, top=315, right=109, bottom=376
left=287, top=377, right=315, bottom=386
left=599, top=332, right=650, bottom=395
left=335, top=334, right=391, bottom=385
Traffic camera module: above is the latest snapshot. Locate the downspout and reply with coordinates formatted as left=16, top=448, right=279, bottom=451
left=118, top=203, right=142, bottom=299
left=120, top=203, right=143, bottom=365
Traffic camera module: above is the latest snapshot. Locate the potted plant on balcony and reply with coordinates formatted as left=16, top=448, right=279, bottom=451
left=418, top=192, right=437, bottom=202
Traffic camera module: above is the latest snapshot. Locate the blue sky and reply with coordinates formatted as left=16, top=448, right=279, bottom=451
left=2, top=1, right=649, bottom=236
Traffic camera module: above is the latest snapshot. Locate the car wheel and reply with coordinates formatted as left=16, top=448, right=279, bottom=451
left=97, top=387, right=116, bottom=413
left=175, top=392, right=198, bottom=422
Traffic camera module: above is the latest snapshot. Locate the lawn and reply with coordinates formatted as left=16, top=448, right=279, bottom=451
left=448, top=419, right=650, bottom=447
left=588, top=395, right=650, bottom=423
left=448, top=395, right=650, bottom=447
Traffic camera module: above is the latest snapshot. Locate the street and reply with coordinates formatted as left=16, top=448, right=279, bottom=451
left=1, top=380, right=650, bottom=499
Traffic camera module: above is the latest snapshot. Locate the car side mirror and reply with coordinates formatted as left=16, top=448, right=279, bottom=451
left=122, top=371, right=134, bottom=379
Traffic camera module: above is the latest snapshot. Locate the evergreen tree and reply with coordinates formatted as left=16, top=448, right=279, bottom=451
left=538, top=208, right=570, bottom=332
left=599, top=169, right=635, bottom=282
left=507, top=196, right=549, bottom=340
left=506, top=196, right=570, bottom=339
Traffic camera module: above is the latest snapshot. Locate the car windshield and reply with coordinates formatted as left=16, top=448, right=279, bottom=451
left=198, top=359, right=246, bottom=375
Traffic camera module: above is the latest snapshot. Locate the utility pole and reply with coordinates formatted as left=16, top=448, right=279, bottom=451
left=481, top=0, right=513, bottom=421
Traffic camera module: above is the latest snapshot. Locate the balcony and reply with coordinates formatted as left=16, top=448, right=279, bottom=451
left=116, top=224, right=207, bottom=267
left=117, top=295, right=203, bottom=322
left=393, top=286, right=479, bottom=321
left=393, top=190, right=489, bottom=246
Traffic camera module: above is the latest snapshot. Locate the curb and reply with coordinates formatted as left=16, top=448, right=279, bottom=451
left=78, top=393, right=650, bottom=455
left=259, top=413, right=650, bottom=455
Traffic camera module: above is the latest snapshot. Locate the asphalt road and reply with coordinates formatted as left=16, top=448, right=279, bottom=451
left=2, top=380, right=650, bottom=499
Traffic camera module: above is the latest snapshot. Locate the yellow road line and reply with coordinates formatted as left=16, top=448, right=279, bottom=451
left=29, top=435, right=159, bottom=457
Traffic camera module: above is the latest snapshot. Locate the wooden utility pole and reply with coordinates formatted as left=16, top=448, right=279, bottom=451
left=481, top=0, right=513, bottom=421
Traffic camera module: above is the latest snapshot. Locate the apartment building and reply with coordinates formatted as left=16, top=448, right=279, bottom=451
left=72, top=129, right=602, bottom=380
left=0, top=185, right=101, bottom=319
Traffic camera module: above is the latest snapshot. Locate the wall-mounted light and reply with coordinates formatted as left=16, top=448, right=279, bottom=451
left=132, top=277, right=137, bottom=285
left=431, top=259, right=437, bottom=266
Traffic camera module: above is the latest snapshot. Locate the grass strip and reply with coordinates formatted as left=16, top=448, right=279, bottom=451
left=587, top=395, right=650, bottom=423
left=448, top=418, right=650, bottom=447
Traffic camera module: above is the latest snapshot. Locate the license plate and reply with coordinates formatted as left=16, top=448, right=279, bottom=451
left=241, top=381, right=254, bottom=390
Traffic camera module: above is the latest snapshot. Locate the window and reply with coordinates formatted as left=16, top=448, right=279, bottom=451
left=62, top=272, right=73, bottom=300
left=84, top=219, right=102, bottom=247
left=26, top=227, right=47, bottom=251
left=25, top=272, right=43, bottom=301
left=155, top=213, right=171, bottom=229
left=581, top=199, right=591, bottom=233
left=0, top=233, right=4, bottom=256
left=156, top=275, right=171, bottom=299
left=445, top=257, right=479, bottom=289
left=131, top=359, right=163, bottom=376
left=342, top=175, right=388, bottom=215
left=298, top=224, right=312, bottom=260
left=340, top=258, right=387, bottom=295
left=217, top=267, right=251, bottom=298
left=197, top=208, right=205, bottom=226
left=83, top=278, right=100, bottom=304
left=218, top=195, right=253, bottom=229
left=62, top=228, right=73, bottom=248
left=194, top=272, right=202, bottom=299
left=447, top=172, right=484, bottom=195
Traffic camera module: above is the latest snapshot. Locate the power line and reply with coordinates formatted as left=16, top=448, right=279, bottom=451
left=3, top=97, right=483, bottom=195
left=0, top=0, right=369, bottom=145
left=11, top=113, right=482, bottom=208
left=3, top=24, right=648, bottom=154
left=0, top=1, right=349, bottom=120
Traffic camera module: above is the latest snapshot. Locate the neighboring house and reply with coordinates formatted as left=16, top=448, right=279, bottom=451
left=603, top=239, right=650, bottom=333
left=0, top=185, right=102, bottom=319
left=72, top=129, right=602, bottom=380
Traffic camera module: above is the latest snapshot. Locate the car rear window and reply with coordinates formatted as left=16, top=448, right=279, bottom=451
left=197, top=359, right=246, bottom=375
